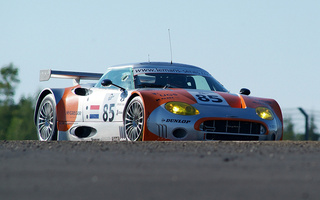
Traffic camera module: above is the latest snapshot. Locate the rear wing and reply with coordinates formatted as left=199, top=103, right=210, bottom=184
left=40, top=69, right=104, bottom=85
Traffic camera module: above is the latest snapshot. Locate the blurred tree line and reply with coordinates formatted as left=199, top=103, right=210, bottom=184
left=283, top=115, right=319, bottom=141
left=0, top=63, right=318, bottom=140
left=0, top=63, right=37, bottom=140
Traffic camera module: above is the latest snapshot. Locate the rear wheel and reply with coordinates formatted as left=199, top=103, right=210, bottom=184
left=124, top=96, right=144, bottom=141
left=36, top=94, right=57, bottom=141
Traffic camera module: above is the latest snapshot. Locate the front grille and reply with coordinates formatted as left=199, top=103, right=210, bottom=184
left=206, top=133, right=259, bottom=141
left=200, top=120, right=265, bottom=135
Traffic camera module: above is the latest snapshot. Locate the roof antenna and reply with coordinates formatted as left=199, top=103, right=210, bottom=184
left=148, top=54, right=150, bottom=62
left=168, top=29, right=173, bottom=64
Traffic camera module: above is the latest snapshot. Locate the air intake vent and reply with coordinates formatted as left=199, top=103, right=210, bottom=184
left=70, top=126, right=97, bottom=138
left=157, top=124, right=167, bottom=138
left=206, top=134, right=259, bottom=141
left=200, top=120, right=266, bottom=135
left=73, top=88, right=92, bottom=96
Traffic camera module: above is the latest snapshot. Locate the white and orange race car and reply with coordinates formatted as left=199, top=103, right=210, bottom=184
left=34, top=62, right=283, bottom=141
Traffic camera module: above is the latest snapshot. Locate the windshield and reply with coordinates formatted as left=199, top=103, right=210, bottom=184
left=134, top=73, right=228, bottom=92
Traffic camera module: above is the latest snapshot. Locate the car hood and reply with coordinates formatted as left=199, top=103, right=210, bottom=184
left=134, top=88, right=282, bottom=124
left=186, top=90, right=245, bottom=108
left=135, top=88, right=247, bottom=109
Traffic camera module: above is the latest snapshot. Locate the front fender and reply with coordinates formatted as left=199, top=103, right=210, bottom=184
left=127, top=89, right=197, bottom=141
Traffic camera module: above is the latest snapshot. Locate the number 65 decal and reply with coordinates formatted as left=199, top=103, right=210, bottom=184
left=196, top=94, right=223, bottom=103
left=103, top=104, right=115, bottom=122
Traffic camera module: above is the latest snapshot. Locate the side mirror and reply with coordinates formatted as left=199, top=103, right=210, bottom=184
left=101, top=79, right=113, bottom=87
left=240, top=88, right=250, bottom=95
left=101, top=79, right=126, bottom=92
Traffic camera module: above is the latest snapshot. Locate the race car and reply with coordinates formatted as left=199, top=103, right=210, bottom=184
left=34, top=62, right=283, bottom=141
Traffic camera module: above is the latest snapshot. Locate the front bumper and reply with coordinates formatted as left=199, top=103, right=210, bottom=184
left=147, top=104, right=281, bottom=141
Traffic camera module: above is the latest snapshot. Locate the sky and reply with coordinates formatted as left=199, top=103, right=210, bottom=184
left=1, top=0, right=320, bottom=131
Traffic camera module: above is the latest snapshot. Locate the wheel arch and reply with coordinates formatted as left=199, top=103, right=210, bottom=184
left=122, top=91, right=170, bottom=141
left=122, top=92, right=143, bottom=122
left=34, top=88, right=65, bottom=125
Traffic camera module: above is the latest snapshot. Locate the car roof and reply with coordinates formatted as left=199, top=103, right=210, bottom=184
left=108, top=62, right=211, bottom=77
left=109, top=62, right=200, bottom=69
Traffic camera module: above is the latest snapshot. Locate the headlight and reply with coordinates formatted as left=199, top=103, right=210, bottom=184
left=256, top=107, right=274, bottom=120
left=165, top=102, right=199, bottom=115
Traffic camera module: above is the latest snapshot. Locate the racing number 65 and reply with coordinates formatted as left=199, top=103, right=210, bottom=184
left=103, top=104, right=115, bottom=122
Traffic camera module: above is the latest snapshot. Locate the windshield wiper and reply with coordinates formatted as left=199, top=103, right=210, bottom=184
left=163, top=84, right=171, bottom=89
left=137, top=83, right=164, bottom=88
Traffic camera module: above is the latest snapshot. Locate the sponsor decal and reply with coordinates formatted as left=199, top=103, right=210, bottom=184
left=152, top=92, right=178, bottom=97
left=160, top=93, right=178, bottom=97
left=120, top=90, right=128, bottom=102
left=156, top=97, right=174, bottom=101
left=66, top=111, right=82, bottom=116
left=133, top=67, right=211, bottom=77
left=153, top=93, right=178, bottom=102
left=108, top=93, right=115, bottom=101
left=163, top=118, right=191, bottom=124
left=59, top=121, right=77, bottom=125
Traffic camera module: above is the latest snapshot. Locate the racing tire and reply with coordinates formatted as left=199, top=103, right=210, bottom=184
left=36, top=94, right=57, bottom=141
left=124, top=96, right=144, bottom=141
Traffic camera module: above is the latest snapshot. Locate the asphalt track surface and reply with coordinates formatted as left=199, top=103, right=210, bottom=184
left=1, top=141, right=320, bottom=200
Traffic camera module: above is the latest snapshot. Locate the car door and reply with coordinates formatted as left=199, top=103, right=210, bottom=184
left=83, top=66, right=133, bottom=125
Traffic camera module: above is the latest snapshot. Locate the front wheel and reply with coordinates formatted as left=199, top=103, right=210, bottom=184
left=124, top=96, right=144, bottom=141
left=36, top=94, right=57, bottom=141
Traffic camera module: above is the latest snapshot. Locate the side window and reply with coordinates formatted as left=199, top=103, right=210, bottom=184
left=97, top=67, right=133, bottom=90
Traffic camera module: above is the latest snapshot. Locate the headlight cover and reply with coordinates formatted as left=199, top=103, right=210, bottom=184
left=256, top=107, right=274, bottom=120
left=165, top=102, right=199, bottom=115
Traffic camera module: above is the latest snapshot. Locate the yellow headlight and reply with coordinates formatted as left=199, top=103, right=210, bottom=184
left=165, top=102, right=199, bottom=115
left=256, top=107, right=274, bottom=120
